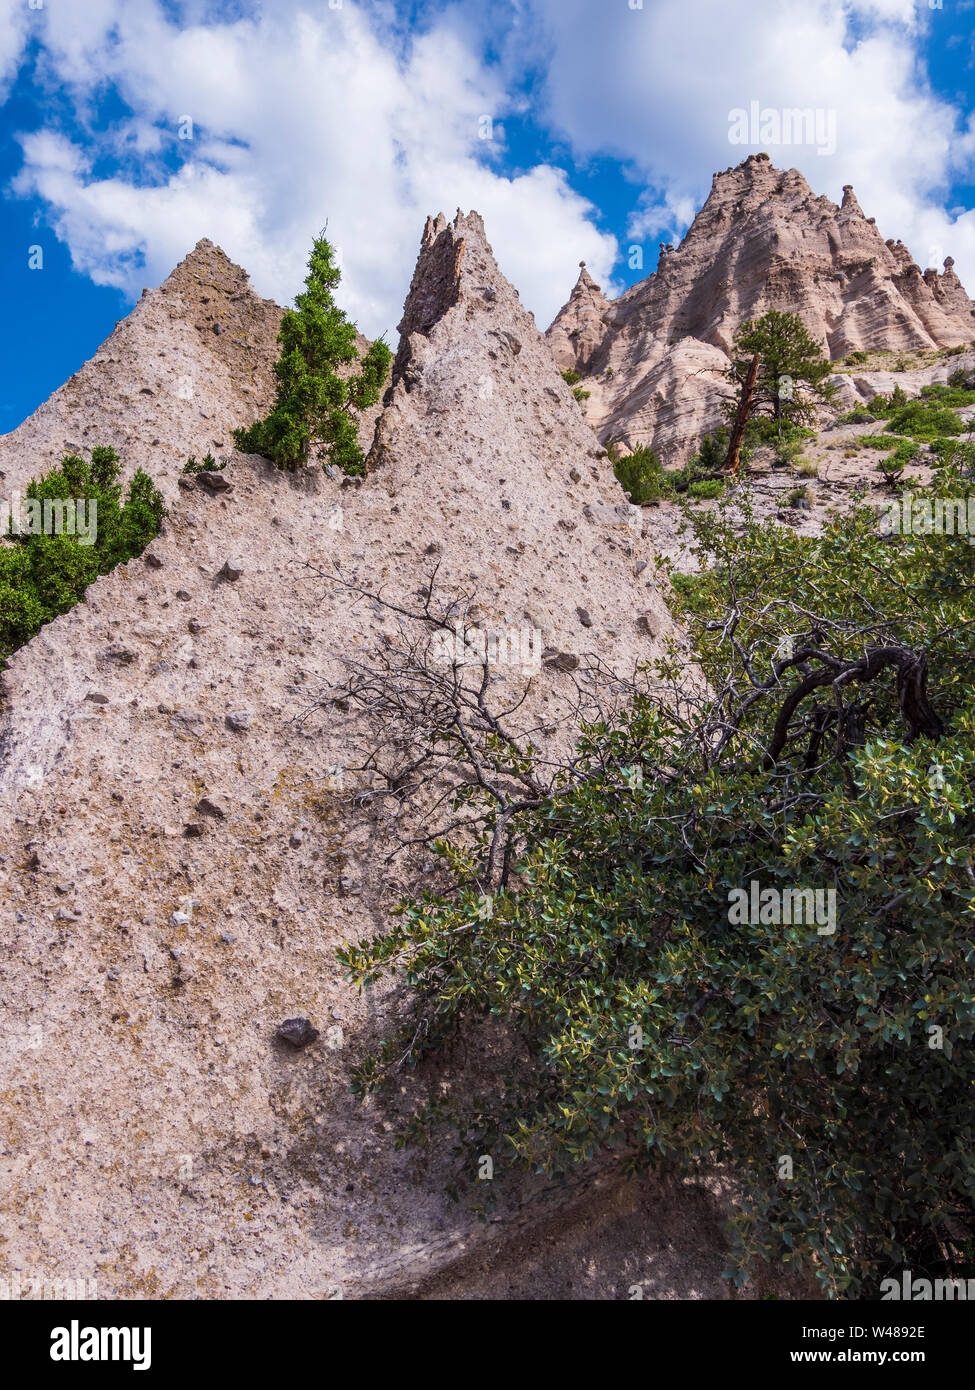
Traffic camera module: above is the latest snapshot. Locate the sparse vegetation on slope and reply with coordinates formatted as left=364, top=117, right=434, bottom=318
left=0, top=446, right=164, bottom=663
left=561, top=368, right=591, bottom=406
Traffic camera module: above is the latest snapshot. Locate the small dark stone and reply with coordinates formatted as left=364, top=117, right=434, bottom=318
left=100, top=645, right=139, bottom=665
left=276, top=1017, right=319, bottom=1049
left=198, top=471, right=233, bottom=494
left=542, top=648, right=580, bottom=673
left=576, top=607, right=592, bottom=628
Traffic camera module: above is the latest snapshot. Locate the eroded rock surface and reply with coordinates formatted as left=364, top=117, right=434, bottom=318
left=547, top=154, right=975, bottom=462
left=0, top=211, right=713, bottom=1300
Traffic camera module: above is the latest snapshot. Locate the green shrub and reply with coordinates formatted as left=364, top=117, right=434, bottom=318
left=843, top=350, right=868, bottom=365
left=918, top=381, right=975, bottom=408
left=341, top=463, right=975, bottom=1298
left=233, top=232, right=391, bottom=476
left=868, top=385, right=908, bottom=418
left=930, top=439, right=975, bottom=472
left=890, top=439, right=922, bottom=466
left=561, top=369, right=590, bottom=406
left=182, top=451, right=223, bottom=475
left=687, top=478, right=726, bottom=499
left=0, top=447, right=164, bottom=663
left=610, top=444, right=670, bottom=504
left=772, top=436, right=804, bottom=468
left=691, top=428, right=731, bottom=471
left=885, top=402, right=966, bottom=440
left=858, top=434, right=911, bottom=451
left=837, top=407, right=875, bottom=425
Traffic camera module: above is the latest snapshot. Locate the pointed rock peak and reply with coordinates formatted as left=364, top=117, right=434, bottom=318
left=393, top=209, right=475, bottom=357
left=163, top=237, right=257, bottom=299
left=567, top=261, right=608, bottom=309
left=705, top=155, right=812, bottom=212
left=373, top=207, right=609, bottom=474
left=841, top=184, right=864, bottom=216
left=576, top=260, right=602, bottom=292
left=547, top=260, right=611, bottom=374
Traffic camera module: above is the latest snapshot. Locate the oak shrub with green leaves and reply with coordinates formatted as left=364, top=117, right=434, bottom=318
left=339, top=464, right=975, bottom=1297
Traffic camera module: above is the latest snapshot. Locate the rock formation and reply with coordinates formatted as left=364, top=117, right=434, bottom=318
left=547, top=154, right=975, bottom=462
left=0, top=213, right=749, bottom=1300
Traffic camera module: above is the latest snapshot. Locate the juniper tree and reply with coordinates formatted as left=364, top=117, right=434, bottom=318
left=234, top=233, right=391, bottom=476
left=0, top=447, right=164, bottom=663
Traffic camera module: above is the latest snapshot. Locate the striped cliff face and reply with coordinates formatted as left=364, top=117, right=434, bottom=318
left=546, top=154, right=975, bottom=464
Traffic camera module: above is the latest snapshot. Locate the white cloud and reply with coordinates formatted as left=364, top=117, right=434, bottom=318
left=9, top=0, right=975, bottom=331
left=9, top=1, right=618, bottom=335
left=531, top=0, right=975, bottom=293
left=0, top=0, right=31, bottom=97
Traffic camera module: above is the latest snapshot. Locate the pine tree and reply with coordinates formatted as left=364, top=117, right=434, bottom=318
left=234, top=233, right=391, bottom=475
left=727, top=309, right=835, bottom=436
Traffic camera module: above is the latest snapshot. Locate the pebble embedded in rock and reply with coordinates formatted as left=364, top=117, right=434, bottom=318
left=198, top=471, right=233, bottom=494
left=225, top=710, right=253, bottom=732
left=276, top=1017, right=319, bottom=1049
left=542, top=648, right=580, bottom=672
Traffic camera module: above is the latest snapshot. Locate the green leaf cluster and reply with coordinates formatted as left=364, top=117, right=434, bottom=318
left=0, top=447, right=164, bottom=663
left=342, top=462, right=975, bottom=1296
left=233, top=233, right=391, bottom=475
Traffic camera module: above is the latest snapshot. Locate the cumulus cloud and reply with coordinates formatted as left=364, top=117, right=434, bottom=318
left=7, top=0, right=975, bottom=330
left=10, top=0, right=618, bottom=334
left=531, top=0, right=975, bottom=290
left=0, top=0, right=31, bottom=97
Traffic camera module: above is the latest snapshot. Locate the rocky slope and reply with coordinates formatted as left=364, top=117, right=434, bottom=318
left=0, top=211, right=771, bottom=1301
left=0, top=240, right=282, bottom=503
left=547, top=154, right=975, bottom=462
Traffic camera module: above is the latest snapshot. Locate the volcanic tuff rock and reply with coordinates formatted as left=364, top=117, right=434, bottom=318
left=0, top=210, right=759, bottom=1300
left=547, top=154, right=975, bottom=462
left=0, top=240, right=284, bottom=502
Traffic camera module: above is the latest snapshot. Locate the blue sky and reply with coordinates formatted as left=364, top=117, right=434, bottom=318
left=1, top=0, right=974, bottom=434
